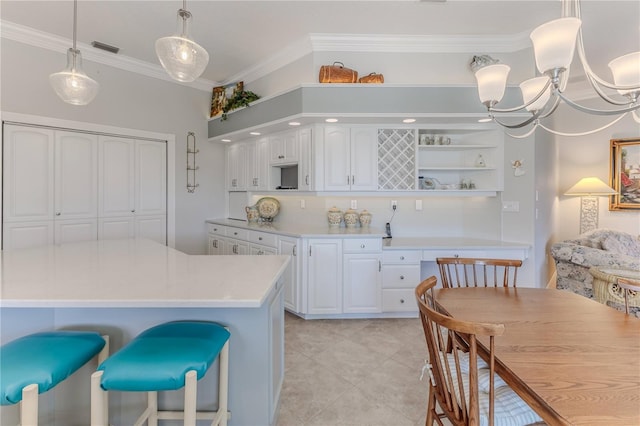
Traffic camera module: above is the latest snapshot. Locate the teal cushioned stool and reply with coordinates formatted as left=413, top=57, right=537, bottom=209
left=91, top=321, right=230, bottom=426
left=0, top=331, right=108, bottom=425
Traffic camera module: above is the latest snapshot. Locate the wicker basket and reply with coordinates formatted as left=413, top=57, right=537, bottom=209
left=358, top=73, right=384, bottom=84
left=319, top=62, right=358, bottom=83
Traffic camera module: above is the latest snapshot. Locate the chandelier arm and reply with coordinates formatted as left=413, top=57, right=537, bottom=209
left=557, top=91, right=640, bottom=115
left=538, top=113, right=628, bottom=137
left=536, top=96, right=561, bottom=120
left=633, top=110, right=640, bottom=124
left=489, top=79, right=553, bottom=113
left=492, top=111, right=542, bottom=129
left=504, top=124, right=539, bottom=139
left=582, top=73, right=635, bottom=106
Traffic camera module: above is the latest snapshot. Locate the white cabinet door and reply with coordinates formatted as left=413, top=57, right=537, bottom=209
left=323, top=127, right=351, bottom=191
left=227, top=238, right=249, bottom=255
left=2, top=221, right=54, bottom=249
left=250, top=244, right=277, bottom=255
left=135, top=215, right=166, bottom=245
left=269, top=131, right=298, bottom=165
left=3, top=125, right=54, bottom=222
left=207, top=235, right=227, bottom=255
left=350, top=128, right=378, bottom=191
left=278, top=237, right=299, bottom=312
left=135, top=141, right=166, bottom=216
left=307, top=238, right=343, bottom=314
left=226, top=143, right=247, bottom=190
left=54, top=219, right=98, bottom=244
left=98, top=217, right=135, bottom=240
left=246, top=138, right=270, bottom=190
left=99, top=136, right=135, bottom=217
left=298, top=128, right=313, bottom=191
left=55, top=131, right=98, bottom=220
left=343, top=253, right=382, bottom=313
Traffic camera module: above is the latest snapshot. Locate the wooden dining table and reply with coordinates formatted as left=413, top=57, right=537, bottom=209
left=433, top=287, right=640, bottom=426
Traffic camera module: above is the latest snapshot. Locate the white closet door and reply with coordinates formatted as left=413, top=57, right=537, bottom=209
left=99, top=136, right=135, bottom=217
left=55, top=131, right=98, bottom=220
left=135, top=215, right=166, bottom=245
left=2, top=125, right=54, bottom=222
left=98, top=217, right=135, bottom=240
left=135, top=141, right=167, bottom=216
left=2, top=221, right=54, bottom=249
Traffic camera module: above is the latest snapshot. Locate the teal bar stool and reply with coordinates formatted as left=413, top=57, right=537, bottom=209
left=0, top=331, right=108, bottom=425
left=91, top=321, right=230, bottom=426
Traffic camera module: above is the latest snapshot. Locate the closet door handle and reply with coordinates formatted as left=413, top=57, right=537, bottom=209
left=293, top=246, right=297, bottom=256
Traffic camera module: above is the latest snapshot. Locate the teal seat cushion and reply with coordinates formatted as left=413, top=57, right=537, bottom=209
left=0, top=331, right=106, bottom=405
left=98, top=321, right=230, bottom=392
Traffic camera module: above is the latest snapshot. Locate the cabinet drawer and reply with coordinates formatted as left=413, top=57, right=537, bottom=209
left=343, top=238, right=382, bottom=253
left=382, top=250, right=421, bottom=264
left=422, top=249, right=526, bottom=261
left=382, top=265, right=421, bottom=289
left=208, top=224, right=226, bottom=236
left=248, top=231, right=278, bottom=248
left=227, top=227, right=249, bottom=241
left=382, top=289, right=417, bottom=312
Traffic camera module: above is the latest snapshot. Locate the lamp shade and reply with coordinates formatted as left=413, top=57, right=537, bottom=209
left=519, top=76, right=551, bottom=112
left=475, top=64, right=510, bottom=105
left=49, top=48, right=100, bottom=106
left=608, top=51, right=640, bottom=96
left=530, top=17, right=581, bottom=74
left=156, top=9, right=209, bottom=83
left=565, top=177, right=616, bottom=196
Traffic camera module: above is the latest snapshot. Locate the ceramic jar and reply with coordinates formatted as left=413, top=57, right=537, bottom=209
left=327, top=206, right=343, bottom=227
left=359, top=210, right=372, bottom=227
left=245, top=205, right=260, bottom=223
left=343, top=208, right=359, bottom=228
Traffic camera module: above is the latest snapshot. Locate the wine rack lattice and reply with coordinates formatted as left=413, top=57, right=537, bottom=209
left=378, top=129, right=415, bottom=190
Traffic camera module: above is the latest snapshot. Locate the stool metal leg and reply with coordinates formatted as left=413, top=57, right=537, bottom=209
left=91, top=371, right=108, bottom=426
left=184, top=370, right=198, bottom=426
left=218, top=340, right=230, bottom=426
left=21, top=384, right=39, bottom=426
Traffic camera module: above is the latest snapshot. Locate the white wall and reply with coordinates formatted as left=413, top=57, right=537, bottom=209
left=553, top=100, right=640, bottom=243
left=0, top=39, right=225, bottom=254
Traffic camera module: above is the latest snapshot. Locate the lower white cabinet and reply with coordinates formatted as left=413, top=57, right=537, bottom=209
left=381, top=249, right=422, bottom=313
left=207, top=234, right=227, bottom=255
left=343, top=253, right=382, bottom=313
left=2, top=221, right=54, bottom=250
left=55, top=219, right=98, bottom=244
left=278, top=236, right=300, bottom=312
left=306, top=238, right=343, bottom=315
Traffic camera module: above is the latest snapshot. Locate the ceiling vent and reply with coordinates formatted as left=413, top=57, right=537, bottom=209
left=91, top=41, right=119, bottom=54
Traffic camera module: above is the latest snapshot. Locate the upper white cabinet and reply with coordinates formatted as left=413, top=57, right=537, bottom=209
left=226, top=143, right=247, bottom=191
left=246, top=137, right=270, bottom=191
left=416, top=128, right=504, bottom=193
left=323, top=126, right=378, bottom=191
left=269, top=130, right=298, bottom=165
left=298, top=127, right=314, bottom=191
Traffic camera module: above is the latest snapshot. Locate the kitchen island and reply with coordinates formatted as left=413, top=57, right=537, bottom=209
left=0, top=239, right=290, bottom=426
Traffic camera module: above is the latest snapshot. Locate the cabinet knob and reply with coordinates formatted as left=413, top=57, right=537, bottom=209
left=56, top=212, right=61, bottom=216
left=360, top=244, right=365, bottom=249
left=234, top=232, right=238, bottom=235
left=454, top=254, right=460, bottom=258
left=400, top=256, right=405, bottom=260
left=400, top=299, right=405, bottom=304
left=278, top=155, right=284, bottom=159
left=400, top=275, right=405, bottom=280
left=131, top=209, right=135, bottom=213
left=259, top=237, right=263, bottom=241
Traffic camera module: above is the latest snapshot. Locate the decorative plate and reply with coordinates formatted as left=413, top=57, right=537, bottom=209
left=256, top=197, right=280, bottom=220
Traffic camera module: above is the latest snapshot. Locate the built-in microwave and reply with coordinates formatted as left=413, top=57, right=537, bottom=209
left=272, top=164, right=298, bottom=190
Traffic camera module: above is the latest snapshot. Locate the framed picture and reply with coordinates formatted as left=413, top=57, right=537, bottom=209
left=609, top=137, right=640, bottom=210
left=210, top=86, right=227, bottom=118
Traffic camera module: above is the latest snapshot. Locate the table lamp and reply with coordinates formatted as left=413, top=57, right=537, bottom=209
left=565, top=177, right=616, bottom=234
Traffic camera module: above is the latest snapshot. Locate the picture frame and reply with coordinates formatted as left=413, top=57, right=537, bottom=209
left=209, top=82, right=246, bottom=118
left=609, top=137, right=640, bottom=210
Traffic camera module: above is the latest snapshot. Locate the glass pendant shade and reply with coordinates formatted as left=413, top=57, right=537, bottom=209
left=155, top=9, right=209, bottom=82
left=608, top=51, right=640, bottom=96
left=475, top=64, right=510, bottom=104
left=519, top=76, right=551, bottom=112
left=530, top=17, right=581, bottom=74
left=49, top=48, right=100, bottom=106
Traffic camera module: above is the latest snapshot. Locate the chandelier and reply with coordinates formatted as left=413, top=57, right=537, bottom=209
left=155, top=0, right=209, bottom=83
left=49, top=0, right=99, bottom=105
left=473, top=0, right=640, bottom=137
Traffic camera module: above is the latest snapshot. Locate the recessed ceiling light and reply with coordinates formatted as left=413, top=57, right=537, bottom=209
left=478, top=118, right=493, bottom=123
left=325, top=118, right=338, bottom=123
left=221, top=138, right=231, bottom=142
left=403, top=118, right=416, bottom=123
left=250, top=132, right=261, bottom=136
left=289, top=121, right=301, bottom=126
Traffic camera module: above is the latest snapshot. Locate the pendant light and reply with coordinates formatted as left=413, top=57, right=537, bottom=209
left=155, top=0, right=209, bottom=83
left=49, top=0, right=99, bottom=106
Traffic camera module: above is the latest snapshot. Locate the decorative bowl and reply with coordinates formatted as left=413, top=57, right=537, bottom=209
left=256, top=197, right=280, bottom=221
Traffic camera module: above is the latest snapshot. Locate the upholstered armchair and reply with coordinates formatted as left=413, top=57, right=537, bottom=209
left=550, top=229, right=640, bottom=299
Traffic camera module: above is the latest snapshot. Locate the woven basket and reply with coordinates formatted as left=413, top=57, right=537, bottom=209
left=358, top=73, right=384, bottom=84
left=319, top=62, right=358, bottom=83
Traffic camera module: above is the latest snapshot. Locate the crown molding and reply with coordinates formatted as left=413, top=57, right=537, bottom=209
left=0, top=20, right=218, bottom=92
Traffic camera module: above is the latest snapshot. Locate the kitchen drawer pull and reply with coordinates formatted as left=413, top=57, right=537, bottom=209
left=293, top=246, right=297, bottom=256
left=305, top=175, right=309, bottom=185
left=400, top=256, right=405, bottom=260
left=360, top=244, right=365, bottom=249
left=400, top=275, right=405, bottom=280
left=234, top=232, right=238, bottom=235
left=400, top=299, right=405, bottom=304
left=258, top=237, right=263, bottom=241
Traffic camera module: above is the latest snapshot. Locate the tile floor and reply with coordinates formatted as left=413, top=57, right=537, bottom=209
left=276, top=312, right=432, bottom=426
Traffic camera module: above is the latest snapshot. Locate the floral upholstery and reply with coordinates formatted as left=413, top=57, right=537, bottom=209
left=550, top=229, right=640, bottom=299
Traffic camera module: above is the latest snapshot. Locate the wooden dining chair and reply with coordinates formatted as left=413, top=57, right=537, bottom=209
left=617, top=277, right=640, bottom=315
left=415, top=276, right=543, bottom=426
left=437, top=258, right=522, bottom=288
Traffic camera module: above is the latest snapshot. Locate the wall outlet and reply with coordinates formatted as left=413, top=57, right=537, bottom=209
left=351, top=199, right=357, bottom=209
left=300, top=199, right=305, bottom=209
left=502, top=201, right=520, bottom=212
left=415, top=200, right=423, bottom=211
left=391, top=200, right=398, bottom=209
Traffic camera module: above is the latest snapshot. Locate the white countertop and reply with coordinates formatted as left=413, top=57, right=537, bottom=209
left=206, top=218, right=387, bottom=238
left=382, top=237, right=531, bottom=250
left=0, top=239, right=290, bottom=308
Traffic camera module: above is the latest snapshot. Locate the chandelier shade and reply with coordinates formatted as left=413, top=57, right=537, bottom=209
left=156, top=4, right=209, bottom=83
left=49, top=0, right=99, bottom=105
left=519, top=77, right=552, bottom=112
left=475, top=64, right=510, bottom=105
left=608, top=52, right=640, bottom=97
left=530, top=18, right=582, bottom=74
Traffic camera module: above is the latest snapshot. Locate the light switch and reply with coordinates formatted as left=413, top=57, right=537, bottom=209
left=502, top=201, right=520, bottom=212
left=351, top=200, right=357, bottom=209
left=415, top=200, right=423, bottom=210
